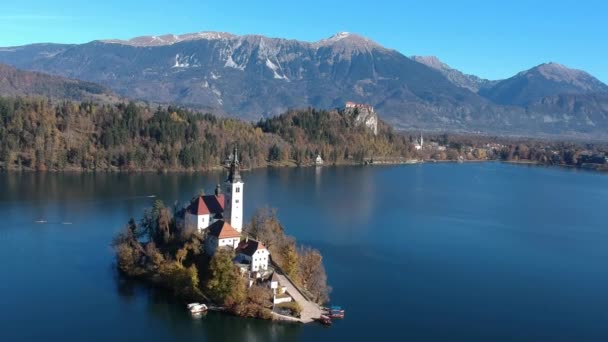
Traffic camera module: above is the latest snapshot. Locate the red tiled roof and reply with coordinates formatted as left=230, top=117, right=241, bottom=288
left=236, top=239, right=267, bottom=256
left=189, top=195, right=224, bottom=215
left=207, top=220, right=241, bottom=239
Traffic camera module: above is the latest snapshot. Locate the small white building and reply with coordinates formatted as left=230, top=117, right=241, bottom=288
left=235, top=238, right=270, bottom=273
left=205, top=220, right=241, bottom=256
left=185, top=192, right=224, bottom=232
left=315, top=154, right=324, bottom=165
left=414, top=133, right=424, bottom=150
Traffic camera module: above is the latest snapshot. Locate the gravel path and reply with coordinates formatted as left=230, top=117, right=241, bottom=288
left=275, top=273, right=323, bottom=323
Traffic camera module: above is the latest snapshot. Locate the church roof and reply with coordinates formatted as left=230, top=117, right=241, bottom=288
left=207, top=220, right=241, bottom=239
left=236, top=239, right=267, bottom=256
left=188, top=195, right=224, bottom=215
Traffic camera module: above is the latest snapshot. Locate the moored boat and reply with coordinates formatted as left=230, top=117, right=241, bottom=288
left=328, top=306, right=345, bottom=318
left=187, top=303, right=208, bottom=314
left=318, top=314, right=332, bottom=326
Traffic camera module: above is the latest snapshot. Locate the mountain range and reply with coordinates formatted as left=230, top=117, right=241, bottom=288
left=0, top=31, right=607, bottom=137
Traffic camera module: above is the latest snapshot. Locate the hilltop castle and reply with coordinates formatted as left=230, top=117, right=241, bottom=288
left=344, top=101, right=378, bottom=135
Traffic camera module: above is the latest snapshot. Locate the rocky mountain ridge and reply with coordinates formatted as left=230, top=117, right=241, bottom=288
left=0, top=31, right=607, bottom=137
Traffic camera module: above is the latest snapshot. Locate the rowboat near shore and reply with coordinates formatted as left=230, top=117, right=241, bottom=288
left=187, top=303, right=208, bottom=315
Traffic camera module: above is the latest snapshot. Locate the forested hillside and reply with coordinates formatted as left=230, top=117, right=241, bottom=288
left=0, top=97, right=412, bottom=171
left=0, top=64, right=115, bottom=101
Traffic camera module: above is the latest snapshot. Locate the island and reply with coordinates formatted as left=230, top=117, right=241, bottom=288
left=112, top=147, right=330, bottom=322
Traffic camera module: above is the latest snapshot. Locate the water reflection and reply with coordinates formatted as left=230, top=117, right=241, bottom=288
left=114, top=271, right=303, bottom=341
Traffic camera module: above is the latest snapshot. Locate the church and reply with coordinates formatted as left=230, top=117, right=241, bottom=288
left=185, top=148, right=243, bottom=233
left=185, top=147, right=270, bottom=274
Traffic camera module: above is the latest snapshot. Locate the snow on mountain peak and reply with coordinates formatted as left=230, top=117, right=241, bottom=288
left=329, top=32, right=350, bottom=41
left=100, top=31, right=235, bottom=47
left=313, top=32, right=382, bottom=51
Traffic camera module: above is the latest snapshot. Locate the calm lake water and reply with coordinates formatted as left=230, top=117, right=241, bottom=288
left=1, top=163, right=608, bottom=341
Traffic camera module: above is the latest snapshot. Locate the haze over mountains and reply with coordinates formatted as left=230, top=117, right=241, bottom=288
left=0, top=31, right=607, bottom=137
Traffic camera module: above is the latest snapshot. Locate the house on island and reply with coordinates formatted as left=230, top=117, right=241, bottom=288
left=185, top=186, right=225, bottom=232
left=235, top=238, right=270, bottom=273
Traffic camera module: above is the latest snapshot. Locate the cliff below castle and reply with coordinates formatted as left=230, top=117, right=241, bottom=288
left=344, top=102, right=378, bottom=135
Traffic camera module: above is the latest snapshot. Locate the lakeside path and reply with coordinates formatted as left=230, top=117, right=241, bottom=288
left=274, top=273, right=323, bottom=323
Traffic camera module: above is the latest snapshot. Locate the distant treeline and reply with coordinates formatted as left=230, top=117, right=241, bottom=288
left=0, top=97, right=412, bottom=171
left=419, top=133, right=608, bottom=170
left=1, top=96, right=606, bottom=172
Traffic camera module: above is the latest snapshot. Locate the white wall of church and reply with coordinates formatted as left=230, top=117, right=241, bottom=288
left=198, top=214, right=210, bottom=230
left=185, top=213, right=211, bottom=232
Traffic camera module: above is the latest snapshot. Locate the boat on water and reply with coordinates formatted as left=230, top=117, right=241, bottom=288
left=328, top=306, right=345, bottom=319
left=187, top=303, right=208, bottom=314
left=318, top=315, right=332, bottom=326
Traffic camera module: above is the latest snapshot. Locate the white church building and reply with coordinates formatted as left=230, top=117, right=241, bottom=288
left=190, top=147, right=271, bottom=274
left=184, top=187, right=225, bottom=232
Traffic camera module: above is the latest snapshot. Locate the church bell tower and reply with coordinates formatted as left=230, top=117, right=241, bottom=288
left=224, top=146, right=244, bottom=232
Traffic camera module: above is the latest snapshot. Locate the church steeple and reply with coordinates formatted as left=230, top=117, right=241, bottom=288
left=224, top=145, right=244, bottom=232
left=227, top=146, right=242, bottom=183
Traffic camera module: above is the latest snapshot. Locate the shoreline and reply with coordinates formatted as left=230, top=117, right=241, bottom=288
left=1, top=158, right=606, bottom=174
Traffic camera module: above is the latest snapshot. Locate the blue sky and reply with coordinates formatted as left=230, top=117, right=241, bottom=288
left=1, top=0, right=606, bottom=82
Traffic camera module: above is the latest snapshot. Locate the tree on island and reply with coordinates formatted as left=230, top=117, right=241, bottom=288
left=299, top=247, right=330, bottom=304
left=206, top=249, right=246, bottom=305
left=244, top=207, right=330, bottom=304
left=112, top=200, right=205, bottom=300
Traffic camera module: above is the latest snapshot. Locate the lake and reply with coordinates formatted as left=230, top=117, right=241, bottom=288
left=1, top=163, right=608, bottom=341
